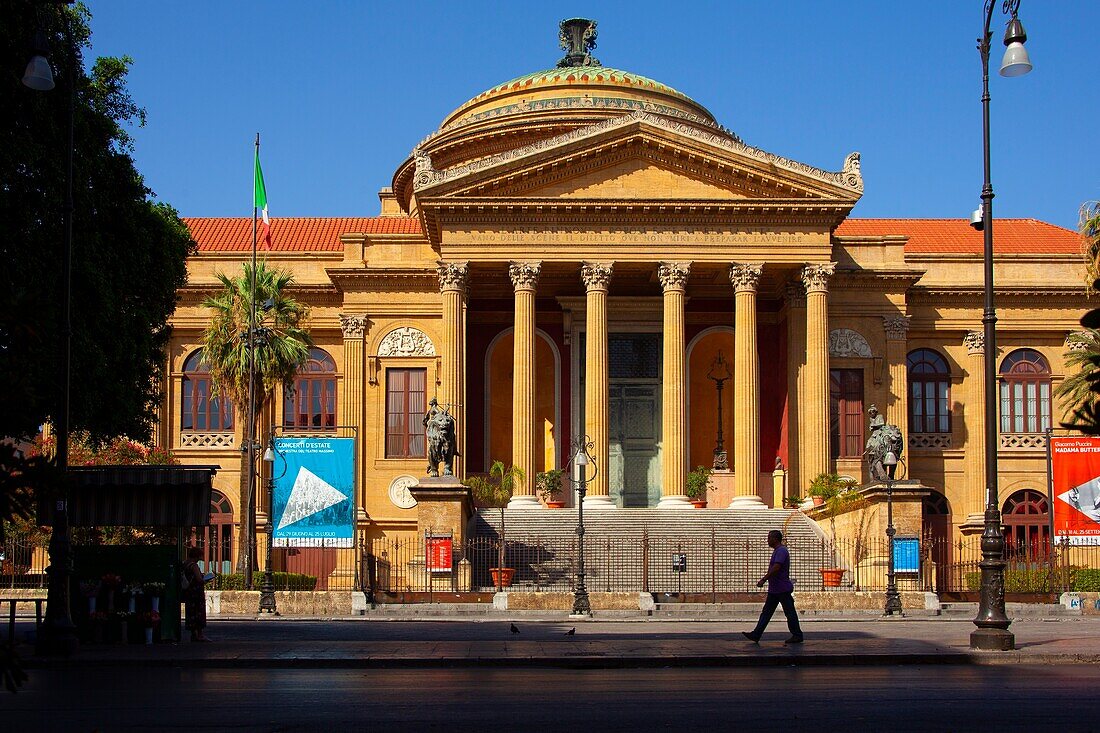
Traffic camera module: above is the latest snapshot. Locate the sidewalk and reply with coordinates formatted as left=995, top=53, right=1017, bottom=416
left=16, top=615, right=1100, bottom=670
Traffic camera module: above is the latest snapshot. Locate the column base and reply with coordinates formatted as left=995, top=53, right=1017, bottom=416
left=970, top=626, right=1015, bottom=651
left=583, top=495, right=617, bottom=510
left=728, top=494, right=766, bottom=509
left=656, top=495, right=695, bottom=509
left=959, top=513, right=987, bottom=535
left=507, top=495, right=542, bottom=510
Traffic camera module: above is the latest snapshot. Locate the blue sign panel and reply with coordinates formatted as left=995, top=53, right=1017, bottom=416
left=893, top=537, right=920, bottom=574
left=271, top=437, right=355, bottom=547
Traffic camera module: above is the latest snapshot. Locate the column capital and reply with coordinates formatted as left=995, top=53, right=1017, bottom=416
left=437, top=261, right=469, bottom=293
left=784, top=280, right=806, bottom=308
left=658, top=262, right=691, bottom=292
left=728, top=262, right=763, bottom=293
left=800, top=262, right=836, bottom=294
left=964, top=330, right=985, bottom=355
left=508, top=261, right=542, bottom=292
left=883, top=315, right=911, bottom=341
left=581, top=262, right=614, bottom=292
left=339, top=313, right=368, bottom=339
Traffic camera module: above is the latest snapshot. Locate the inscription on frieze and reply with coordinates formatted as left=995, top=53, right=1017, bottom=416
left=462, top=232, right=812, bottom=245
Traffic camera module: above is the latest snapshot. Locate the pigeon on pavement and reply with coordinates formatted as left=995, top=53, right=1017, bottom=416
left=510, top=623, right=520, bottom=634
left=565, top=627, right=576, bottom=636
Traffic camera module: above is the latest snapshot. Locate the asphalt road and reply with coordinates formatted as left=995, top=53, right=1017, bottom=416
left=4, top=664, right=1096, bottom=732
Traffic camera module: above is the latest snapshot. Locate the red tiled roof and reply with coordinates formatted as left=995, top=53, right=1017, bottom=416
left=182, top=216, right=1075, bottom=255
left=183, top=217, right=423, bottom=252
left=836, top=218, right=1080, bottom=255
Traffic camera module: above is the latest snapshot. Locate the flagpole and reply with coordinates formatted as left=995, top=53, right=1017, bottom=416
left=244, top=132, right=260, bottom=589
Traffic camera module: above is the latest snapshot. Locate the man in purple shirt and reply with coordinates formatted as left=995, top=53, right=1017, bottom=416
left=742, top=530, right=803, bottom=644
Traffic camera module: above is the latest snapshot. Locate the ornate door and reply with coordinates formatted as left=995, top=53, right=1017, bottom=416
left=609, top=384, right=662, bottom=507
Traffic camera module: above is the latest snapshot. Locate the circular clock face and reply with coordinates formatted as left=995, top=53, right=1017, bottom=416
left=388, top=475, right=418, bottom=510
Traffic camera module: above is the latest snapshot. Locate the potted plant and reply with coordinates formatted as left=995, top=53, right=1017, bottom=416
left=139, top=610, right=160, bottom=645
left=686, top=466, right=713, bottom=508
left=465, top=460, right=524, bottom=590
left=143, top=582, right=166, bottom=613
left=80, top=579, right=101, bottom=614
left=536, top=468, right=566, bottom=508
left=783, top=495, right=803, bottom=510
left=88, top=610, right=108, bottom=644
left=808, top=473, right=860, bottom=587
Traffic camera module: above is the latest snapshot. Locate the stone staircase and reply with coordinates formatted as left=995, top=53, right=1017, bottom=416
left=471, top=508, right=831, bottom=594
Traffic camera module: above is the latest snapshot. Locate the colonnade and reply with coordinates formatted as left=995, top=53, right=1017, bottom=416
left=434, top=259, right=839, bottom=509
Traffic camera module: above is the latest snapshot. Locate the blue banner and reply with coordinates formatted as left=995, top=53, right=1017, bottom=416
left=271, top=437, right=355, bottom=547
left=893, top=537, right=920, bottom=574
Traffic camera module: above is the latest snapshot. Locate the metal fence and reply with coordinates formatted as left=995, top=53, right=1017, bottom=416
left=0, top=533, right=49, bottom=589
left=363, top=533, right=1100, bottom=597
left=8, top=529, right=1099, bottom=598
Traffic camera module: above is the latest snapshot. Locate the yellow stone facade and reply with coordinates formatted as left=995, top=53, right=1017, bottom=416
left=166, top=28, right=1087, bottom=577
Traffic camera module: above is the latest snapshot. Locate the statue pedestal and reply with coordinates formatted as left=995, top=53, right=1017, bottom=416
left=409, top=476, right=473, bottom=545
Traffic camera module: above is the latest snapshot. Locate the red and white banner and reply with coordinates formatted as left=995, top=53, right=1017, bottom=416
left=1050, top=436, right=1100, bottom=545
left=425, top=534, right=453, bottom=573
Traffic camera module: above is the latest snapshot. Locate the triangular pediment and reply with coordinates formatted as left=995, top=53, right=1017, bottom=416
left=412, top=111, right=863, bottom=203
left=504, top=153, right=753, bottom=199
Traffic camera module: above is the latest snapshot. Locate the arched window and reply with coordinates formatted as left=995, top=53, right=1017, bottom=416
left=1002, top=489, right=1051, bottom=559
left=284, top=348, right=337, bottom=430
left=907, top=349, right=951, bottom=434
left=181, top=350, right=234, bottom=432
left=999, top=349, right=1051, bottom=434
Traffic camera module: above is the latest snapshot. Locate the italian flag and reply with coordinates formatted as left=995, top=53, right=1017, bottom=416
left=254, top=148, right=271, bottom=249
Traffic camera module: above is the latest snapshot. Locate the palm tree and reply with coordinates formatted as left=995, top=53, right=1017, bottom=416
left=201, top=261, right=312, bottom=574
left=1056, top=329, right=1100, bottom=434
left=465, top=460, right=524, bottom=589
left=1066, top=202, right=1100, bottom=434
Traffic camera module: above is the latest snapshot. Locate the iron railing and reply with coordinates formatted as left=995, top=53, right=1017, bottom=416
left=363, top=533, right=1100, bottom=596
left=7, top=529, right=1096, bottom=598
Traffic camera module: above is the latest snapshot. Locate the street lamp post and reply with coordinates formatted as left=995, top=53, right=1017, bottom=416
left=707, top=351, right=731, bottom=471
left=971, top=0, right=1032, bottom=652
left=568, top=436, right=597, bottom=618
left=23, top=4, right=78, bottom=655
left=883, top=451, right=903, bottom=616
left=259, top=436, right=283, bottom=614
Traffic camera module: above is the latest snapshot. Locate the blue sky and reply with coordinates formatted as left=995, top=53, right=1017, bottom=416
left=84, top=1, right=1096, bottom=230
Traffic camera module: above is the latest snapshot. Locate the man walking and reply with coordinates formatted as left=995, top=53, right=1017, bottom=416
left=742, top=530, right=803, bottom=644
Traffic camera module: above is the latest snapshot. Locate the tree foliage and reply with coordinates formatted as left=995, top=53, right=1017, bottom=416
left=200, top=261, right=312, bottom=415
left=1064, top=202, right=1100, bottom=434
left=0, top=3, right=194, bottom=449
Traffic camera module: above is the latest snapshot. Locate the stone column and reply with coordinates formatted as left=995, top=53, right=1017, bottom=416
left=582, top=262, right=615, bottom=508
left=883, top=315, right=911, bottom=457
left=508, top=262, right=541, bottom=509
left=657, top=262, right=692, bottom=509
left=961, top=330, right=987, bottom=533
left=729, top=263, right=764, bottom=508
left=437, top=261, right=468, bottom=479
left=784, top=281, right=807, bottom=496
left=339, top=313, right=368, bottom=518
left=801, top=263, right=836, bottom=486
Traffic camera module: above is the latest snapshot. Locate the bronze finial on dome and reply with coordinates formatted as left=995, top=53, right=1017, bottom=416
left=557, top=18, right=600, bottom=68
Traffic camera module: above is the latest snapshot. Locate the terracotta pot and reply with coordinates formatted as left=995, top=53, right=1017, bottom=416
left=812, top=496, right=825, bottom=507
left=490, top=568, right=515, bottom=588
left=545, top=500, right=566, bottom=509
left=819, top=568, right=845, bottom=587
left=690, top=499, right=707, bottom=509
